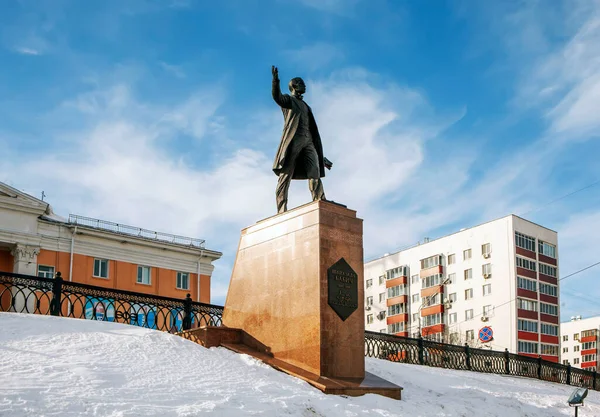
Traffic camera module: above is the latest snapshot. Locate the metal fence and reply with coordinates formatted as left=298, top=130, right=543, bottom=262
left=68, top=214, right=206, bottom=248
left=364, top=330, right=599, bottom=391
left=1, top=270, right=598, bottom=392
left=0, top=271, right=223, bottom=333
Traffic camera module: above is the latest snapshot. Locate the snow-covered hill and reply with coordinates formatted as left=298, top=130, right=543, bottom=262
left=1, top=313, right=599, bottom=416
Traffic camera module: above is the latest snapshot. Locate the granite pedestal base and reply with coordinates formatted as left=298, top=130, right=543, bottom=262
left=212, top=200, right=401, bottom=399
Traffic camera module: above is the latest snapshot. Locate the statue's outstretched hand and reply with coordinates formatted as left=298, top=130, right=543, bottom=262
left=324, top=157, right=333, bottom=170
left=272, top=65, right=279, bottom=81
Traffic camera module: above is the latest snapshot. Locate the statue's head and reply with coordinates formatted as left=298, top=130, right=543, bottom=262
left=288, top=77, right=306, bottom=96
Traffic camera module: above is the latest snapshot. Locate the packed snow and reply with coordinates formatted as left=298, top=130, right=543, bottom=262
left=1, top=313, right=599, bottom=416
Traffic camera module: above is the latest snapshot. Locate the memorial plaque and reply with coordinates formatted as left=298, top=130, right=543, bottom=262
left=327, top=258, right=359, bottom=321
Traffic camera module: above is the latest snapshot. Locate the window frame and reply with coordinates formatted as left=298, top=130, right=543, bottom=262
left=137, top=265, right=152, bottom=285
left=93, top=258, right=109, bottom=279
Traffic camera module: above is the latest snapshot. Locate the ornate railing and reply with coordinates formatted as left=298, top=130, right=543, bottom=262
left=1, top=270, right=598, bottom=392
left=68, top=214, right=206, bottom=249
left=364, top=331, right=599, bottom=391
left=0, top=271, right=223, bottom=333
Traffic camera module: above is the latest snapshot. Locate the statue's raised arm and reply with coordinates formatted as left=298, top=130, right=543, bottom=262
left=271, top=65, right=292, bottom=109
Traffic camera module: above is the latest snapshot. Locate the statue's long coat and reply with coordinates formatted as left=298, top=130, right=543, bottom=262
left=272, top=79, right=325, bottom=180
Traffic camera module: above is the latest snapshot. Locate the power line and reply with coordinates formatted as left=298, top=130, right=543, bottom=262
left=519, top=179, right=600, bottom=216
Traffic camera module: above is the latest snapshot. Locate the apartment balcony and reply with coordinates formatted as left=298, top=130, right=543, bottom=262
left=582, top=348, right=598, bottom=356
left=580, top=330, right=598, bottom=343
left=386, top=295, right=408, bottom=306
left=422, top=323, right=445, bottom=336
left=387, top=313, right=408, bottom=325
left=420, top=304, right=444, bottom=317
left=421, top=285, right=444, bottom=298
left=420, top=265, right=443, bottom=278
left=385, top=275, right=407, bottom=287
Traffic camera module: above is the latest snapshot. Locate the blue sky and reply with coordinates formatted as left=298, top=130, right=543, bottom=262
left=1, top=0, right=599, bottom=320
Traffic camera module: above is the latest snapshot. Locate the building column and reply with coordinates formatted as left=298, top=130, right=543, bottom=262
left=10, top=244, right=41, bottom=275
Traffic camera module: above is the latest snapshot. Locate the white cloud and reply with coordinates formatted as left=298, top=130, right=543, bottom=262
left=284, top=42, right=345, bottom=71
left=295, top=0, right=362, bottom=15
left=15, top=47, right=41, bottom=55
left=160, top=62, right=186, bottom=79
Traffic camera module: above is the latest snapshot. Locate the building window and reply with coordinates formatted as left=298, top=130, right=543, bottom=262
left=563, top=360, right=569, bottom=365
left=366, top=279, right=373, bottom=288
left=574, top=358, right=580, bottom=364
left=465, top=288, right=473, bottom=300
left=366, top=296, right=373, bottom=306
left=411, top=274, right=419, bottom=284
left=412, top=313, right=418, bottom=322
left=37, top=265, right=55, bottom=278
left=482, top=243, right=491, bottom=256
left=539, top=263, right=557, bottom=277
left=464, top=269, right=472, bottom=280
left=517, top=298, right=538, bottom=311
left=541, top=344, right=559, bottom=356
left=563, top=335, right=568, bottom=342
left=483, top=305, right=494, bottom=316
left=518, top=319, right=538, bottom=332
left=483, top=284, right=492, bottom=296
left=388, top=322, right=404, bottom=333
left=539, top=283, right=557, bottom=297
left=517, top=276, right=537, bottom=292
left=447, top=273, right=456, bottom=284
left=515, top=232, right=536, bottom=252
left=387, top=303, right=405, bottom=316
left=516, top=257, right=536, bottom=271
left=541, top=323, right=558, bottom=336
left=449, top=313, right=457, bottom=324
left=574, top=333, right=580, bottom=341
left=538, top=241, right=556, bottom=258
left=574, top=345, right=580, bottom=352
left=367, top=314, right=373, bottom=324
left=379, top=292, right=385, bottom=303
left=582, top=330, right=598, bottom=338
left=482, top=263, right=492, bottom=277
left=422, top=313, right=442, bottom=327
left=463, top=249, right=472, bottom=261
left=388, top=285, right=405, bottom=298
left=137, top=266, right=151, bottom=285
left=540, top=303, right=558, bottom=316
left=422, top=273, right=443, bottom=289
left=582, top=341, right=596, bottom=350
left=412, top=294, right=419, bottom=303
left=93, top=259, right=109, bottom=278
left=447, top=293, right=457, bottom=303
left=465, top=309, right=473, bottom=320
left=448, top=254, right=456, bottom=264
left=563, top=347, right=568, bottom=353
left=466, top=330, right=474, bottom=340
left=518, top=341, right=538, bottom=354
left=420, top=255, right=442, bottom=270
left=387, top=266, right=407, bottom=279
left=583, top=354, right=596, bottom=363
left=379, top=275, right=385, bottom=285
left=380, top=329, right=386, bottom=333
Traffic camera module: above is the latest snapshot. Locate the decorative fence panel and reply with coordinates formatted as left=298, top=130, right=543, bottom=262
left=1, top=270, right=598, bottom=392
left=0, top=271, right=224, bottom=333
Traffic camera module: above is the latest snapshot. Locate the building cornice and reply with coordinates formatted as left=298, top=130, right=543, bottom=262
left=39, top=219, right=222, bottom=261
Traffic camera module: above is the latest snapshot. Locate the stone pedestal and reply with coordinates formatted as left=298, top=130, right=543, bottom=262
left=215, top=200, right=401, bottom=399
left=222, top=200, right=365, bottom=379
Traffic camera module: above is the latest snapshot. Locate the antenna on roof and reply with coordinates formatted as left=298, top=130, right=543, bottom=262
left=41, top=191, right=46, bottom=201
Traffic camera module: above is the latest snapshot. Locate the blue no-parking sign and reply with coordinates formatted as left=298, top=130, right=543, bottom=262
left=479, top=326, right=493, bottom=343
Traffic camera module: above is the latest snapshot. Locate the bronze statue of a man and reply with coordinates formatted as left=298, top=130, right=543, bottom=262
left=271, top=66, right=332, bottom=213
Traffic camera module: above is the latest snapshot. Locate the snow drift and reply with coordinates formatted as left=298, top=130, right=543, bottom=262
left=1, top=312, right=599, bottom=416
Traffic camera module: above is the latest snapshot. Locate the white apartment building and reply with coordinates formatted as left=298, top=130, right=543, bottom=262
left=364, top=214, right=561, bottom=362
left=560, top=316, right=600, bottom=371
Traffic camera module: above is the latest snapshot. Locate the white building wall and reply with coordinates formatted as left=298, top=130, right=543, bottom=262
left=560, top=316, right=600, bottom=368
left=365, top=214, right=560, bottom=356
